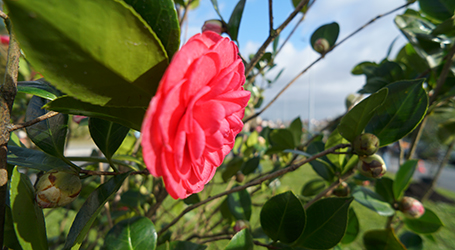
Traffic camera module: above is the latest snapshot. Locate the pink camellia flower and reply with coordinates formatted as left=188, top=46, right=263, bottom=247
left=141, top=31, right=250, bottom=199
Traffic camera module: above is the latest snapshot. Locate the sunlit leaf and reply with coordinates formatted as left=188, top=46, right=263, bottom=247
left=104, top=217, right=157, bottom=250
left=225, top=229, right=253, bottom=250
left=393, top=160, right=418, bottom=200
left=404, top=207, right=443, bottom=234
left=363, top=229, right=406, bottom=250
left=352, top=186, right=395, bottom=216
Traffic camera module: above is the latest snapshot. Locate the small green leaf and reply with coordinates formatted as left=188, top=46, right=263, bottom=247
left=10, top=166, right=49, bottom=250
left=227, top=0, right=246, bottom=42
left=352, top=186, right=395, bottom=216
left=104, top=216, right=157, bottom=250
left=227, top=187, right=252, bottom=221
left=306, top=141, right=335, bottom=181
left=260, top=191, right=305, bottom=243
left=210, top=0, right=224, bottom=21
left=300, top=179, right=327, bottom=197
left=375, top=177, right=395, bottom=205
left=25, top=96, right=68, bottom=158
left=294, top=197, right=353, bottom=249
left=222, top=157, right=244, bottom=182
left=419, top=0, right=454, bottom=22
left=325, top=129, right=349, bottom=170
left=338, top=88, right=388, bottom=142
left=289, top=117, right=303, bottom=146
left=241, top=156, right=260, bottom=175
left=393, top=160, right=418, bottom=200
left=341, top=208, right=359, bottom=244
left=224, top=229, right=253, bottom=250
left=89, top=117, right=130, bottom=160
left=17, top=79, right=60, bottom=100
left=268, top=129, right=296, bottom=150
left=7, top=146, right=72, bottom=172
left=399, top=232, right=423, bottom=250
left=64, top=173, right=130, bottom=250
left=363, top=229, right=406, bottom=250
left=310, top=22, right=340, bottom=50
left=291, top=0, right=313, bottom=13
left=157, top=241, right=207, bottom=250
left=404, top=207, right=443, bottom=234
left=183, top=194, right=201, bottom=205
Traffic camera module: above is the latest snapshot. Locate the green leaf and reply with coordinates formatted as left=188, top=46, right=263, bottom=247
left=25, top=96, right=68, bottom=158
left=351, top=61, right=379, bottom=75
left=222, top=157, right=244, bottom=182
left=399, top=232, right=423, bottom=250
left=437, top=118, right=455, bottom=145
left=183, top=194, right=201, bottom=205
left=431, top=16, right=455, bottom=36
left=291, top=0, right=312, bottom=13
left=64, top=172, right=130, bottom=250
left=89, top=118, right=130, bottom=160
left=352, top=186, right=395, bottom=216
left=17, top=79, right=60, bottom=100
left=5, top=0, right=168, bottom=107
left=10, top=166, right=49, bottom=250
left=7, top=146, right=73, bottom=172
left=306, top=141, right=335, bottom=181
left=210, top=0, right=224, bottom=21
left=300, top=179, right=327, bottom=197
left=363, top=229, right=406, bottom=250
left=338, top=88, right=388, bottom=142
left=268, top=129, right=296, bottom=150
left=241, top=156, right=260, bottom=175
left=227, top=0, right=246, bottom=42
left=365, top=79, right=428, bottom=146
left=224, top=229, right=253, bottom=250
left=325, top=129, right=349, bottom=170
left=375, top=177, right=395, bottom=205
left=45, top=96, right=145, bottom=130
left=123, top=0, right=180, bottom=59
left=156, top=241, right=207, bottom=250
left=341, top=208, right=359, bottom=244
left=393, top=160, right=418, bottom=200
left=310, top=22, right=340, bottom=50
left=358, top=61, right=406, bottom=94
left=404, top=207, right=443, bottom=234
left=4, top=206, right=22, bottom=250
left=289, top=117, right=303, bottom=146
left=294, top=197, right=353, bottom=249
left=227, top=187, right=252, bottom=221
left=260, top=191, right=306, bottom=243
left=103, top=216, right=157, bottom=250
left=419, top=0, right=455, bottom=22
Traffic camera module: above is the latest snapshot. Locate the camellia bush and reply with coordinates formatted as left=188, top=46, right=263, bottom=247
left=0, top=0, right=453, bottom=249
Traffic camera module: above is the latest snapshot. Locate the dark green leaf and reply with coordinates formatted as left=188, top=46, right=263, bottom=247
left=419, top=0, right=454, bottom=22
left=89, top=118, right=130, bottom=160
left=222, top=157, right=244, bottom=182
left=375, top=177, right=395, bottom=204
left=306, top=141, right=335, bottom=181
left=5, top=0, right=168, bottom=107
left=399, top=231, right=423, bottom=250
left=183, top=194, right=201, bottom=205
left=64, top=173, right=130, bottom=249
left=393, top=160, right=418, bottom=200
left=310, top=22, right=340, bottom=49
left=227, top=187, right=252, bottom=221
left=341, top=208, right=359, bottom=244
left=10, top=167, right=49, bottom=250
left=365, top=79, right=428, bottom=146
left=241, top=156, right=260, bottom=175
left=4, top=206, right=22, bottom=250
left=358, top=61, right=406, bottom=94
left=289, top=117, right=303, bottom=146
left=404, top=207, right=443, bottom=234
left=120, top=190, right=148, bottom=208
left=225, top=229, right=253, bottom=250
left=294, top=197, right=353, bottom=249
left=291, top=0, right=313, bottom=13
left=123, top=0, right=180, bottom=59
left=431, top=16, right=455, bottom=36
left=437, top=118, right=455, bottom=145
left=269, top=129, right=296, bottom=150
left=227, top=0, right=246, bottom=41
left=338, top=88, right=388, bottom=142
left=103, top=216, right=156, bottom=250
left=352, top=186, right=395, bottom=216
left=363, top=229, right=406, bottom=250
left=325, top=129, right=349, bottom=170
left=210, top=0, right=224, bottom=21
left=396, top=43, right=429, bottom=75
left=300, top=179, right=327, bottom=197
left=351, top=61, right=379, bottom=75
left=260, top=191, right=305, bottom=243
left=17, top=79, right=60, bottom=100
left=156, top=241, right=207, bottom=250
left=45, top=96, right=145, bottom=130
left=7, top=146, right=72, bottom=172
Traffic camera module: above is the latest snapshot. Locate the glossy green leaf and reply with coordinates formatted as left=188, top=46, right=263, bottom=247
left=156, top=241, right=207, bottom=250
left=25, top=96, right=68, bottom=158
left=104, top=216, right=157, bottom=250
left=4, top=206, right=22, bottom=250
left=269, top=129, right=296, bottom=150
left=375, top=177, right=395, bottom=205
left=310, top=22, right=340, bottom=50
left=294, top=197, right=353, bottom=249
left=45, top=96, right=145, bottom=130
left=17, top=79, right=60, bottom=100
left=10, top=166, right=49, bottom=250
left=404, top=207, right=443, bottom=234
left=300, top=179, right=327, bottom=197
left=241, top=156, right=260, bottom=175
left=64, top=172, right=130, bottom=250
left=289, top=117, right=303, bottom=146
left=260, top=191, right=305, bottom=243
left=419, top=0, right=455, bottom=22
left=393, top=160, right=418, bottom=200
left=363, top=229, right=406, bottom=250
left=325, top=129, right=349, bottom=170
left=225, top=229, right=253, bottom=250
left=89, top=118, right=130, bottom=160
left=222, top=157, right=244, bottom=182
left=351, top=61, right=379, bottom=75
left=431, top=16, right=455, bottom=36
left=341, top=208, right=359, bottom=244
left=7, top=146, right=72, bottom=172
left=227, top=0, right=246, bottom=42
left=399, top=232, right=423, bottom=250
left=352, top=186, right=395, bottom=216
left=365, top=79, right=428, bottom=146
left=123, top=0, right=180, bottom=59
left=227, top=187, right=252, bottom=221
left=338, top=88, right=388, bottom=142
left=358, top=61, right=406, bottom=94
left=306, top=141, right=335, bottom=181
left=5, top=0, right=168, bottom=107
left=396, top=43, right=429, bottom=74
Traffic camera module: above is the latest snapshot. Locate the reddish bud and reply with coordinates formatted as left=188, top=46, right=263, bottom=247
left=399, top=196, right=425, bottom=219
left=202, top=19, right=225, bottom=35
left=233, top=220, right=248, bottom=232
left=313, top=38, right=330, bottom=54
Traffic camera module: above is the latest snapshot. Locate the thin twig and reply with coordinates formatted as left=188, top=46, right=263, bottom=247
left=8, top=111, right=59, bottom=131
left=158, top=143, right=350, bottom=236
left=254, top=240, right=280, bottom=249
left=179, top=0, right=193, bottom=28
left=79, top=169, right=149, bottom=176
left=268, top=0, right=274, bottom=33
left=243, top=2, right=413, bottom=123
left=199, top=235, right=232, bottom=244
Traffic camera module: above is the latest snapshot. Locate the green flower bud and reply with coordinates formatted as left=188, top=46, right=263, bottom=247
left=313, top=38, right=330, bottom=54
left=399, top=196, right=425, bottom=219
left=35, top=170, right=81, bottom=208
left=352, top=133, right=379, bottom=156
left=332, top=182, right=350, bottom=197
left=357, top=154, right=386, bottom=178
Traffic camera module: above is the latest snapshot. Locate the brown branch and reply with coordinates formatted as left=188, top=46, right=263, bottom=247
left=268, top=0, right=274, bottom=33
left=8, top=111, right=59, bottom=132
left=79, top=169, right=149, bottom=176
left=243, top=2, right=412, bottom=123
left=158, top=143, right=351, bottom=236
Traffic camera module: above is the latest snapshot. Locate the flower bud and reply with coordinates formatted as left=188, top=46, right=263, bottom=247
left=35, top=170, right=82, bottom=208
left=357, top=154, right=386, bottom=178
left=399, top=196, right=425, bottom=219
left=235, top=171, right=245, bottom=183
left=233, top=220, right=249, bottom=233
left=313, top=38, right=330, bottom=54
left=202, top=19, right=225, bottom=35
left=332, top=182, right=350, bottom=197
left=352, top=133, right=379, bottom=156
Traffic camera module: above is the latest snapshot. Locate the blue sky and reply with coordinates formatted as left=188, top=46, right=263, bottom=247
left=183, top=0, right=417, bottom=123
